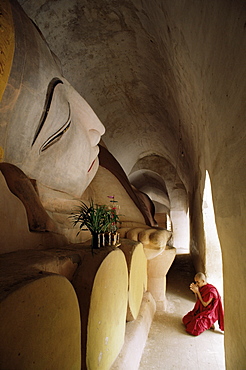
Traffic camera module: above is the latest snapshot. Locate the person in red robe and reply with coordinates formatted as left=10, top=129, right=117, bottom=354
left=183, top=272, right=224, bottom=336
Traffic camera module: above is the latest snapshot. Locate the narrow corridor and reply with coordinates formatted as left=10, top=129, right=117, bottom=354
left=139, top=254, right=225, bottom=370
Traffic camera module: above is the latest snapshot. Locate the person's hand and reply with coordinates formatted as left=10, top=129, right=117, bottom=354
left=190, top=282, right=199, bottom=294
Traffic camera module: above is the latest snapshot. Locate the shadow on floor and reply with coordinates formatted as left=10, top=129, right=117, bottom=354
left=139, top=254, right=225, bottom=370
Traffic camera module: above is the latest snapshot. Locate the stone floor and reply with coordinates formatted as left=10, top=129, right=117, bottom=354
left=139, top=254, right=225, bottom=370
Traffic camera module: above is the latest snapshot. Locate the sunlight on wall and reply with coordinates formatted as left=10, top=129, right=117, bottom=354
left=202, top=171, right=224, bottom=298
left=167, top=214, right=172, bottom=231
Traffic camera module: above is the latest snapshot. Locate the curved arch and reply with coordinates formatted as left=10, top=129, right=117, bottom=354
left=129, top=155, right=189, bottom=253
left=129, top=169, right=170, bottom=209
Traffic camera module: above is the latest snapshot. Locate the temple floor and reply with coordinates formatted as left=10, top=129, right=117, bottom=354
left=139, top=254, right=225, bottom=369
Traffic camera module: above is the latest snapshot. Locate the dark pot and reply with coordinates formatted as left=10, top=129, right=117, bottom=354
left=91, top=232, right=106, bottom=248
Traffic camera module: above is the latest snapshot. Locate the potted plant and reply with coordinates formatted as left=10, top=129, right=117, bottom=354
left=107, top=195, right=121, bottom=245
left=70, top=199, right=120, bottom=248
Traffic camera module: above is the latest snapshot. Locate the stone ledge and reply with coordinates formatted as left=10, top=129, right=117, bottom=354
left=111, top=291, right=156, bottom=370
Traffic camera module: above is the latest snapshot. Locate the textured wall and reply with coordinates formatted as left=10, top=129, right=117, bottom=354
left=14, top=0, right=246, bottom=367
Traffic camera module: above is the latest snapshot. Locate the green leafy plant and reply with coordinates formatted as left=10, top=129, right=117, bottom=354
left=70, top=199, right=119, bottom=235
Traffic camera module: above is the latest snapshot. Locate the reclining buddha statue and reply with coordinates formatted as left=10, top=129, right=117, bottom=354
left=0, top=0, right=171, bottom=258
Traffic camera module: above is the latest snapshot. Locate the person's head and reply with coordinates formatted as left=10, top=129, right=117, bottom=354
left=0, top=0, right=105, bottom=198
left=194, top=272, right=207, bottom=288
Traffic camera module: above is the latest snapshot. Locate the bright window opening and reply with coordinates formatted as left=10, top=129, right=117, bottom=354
left=202, top=170, right=223, bottom=298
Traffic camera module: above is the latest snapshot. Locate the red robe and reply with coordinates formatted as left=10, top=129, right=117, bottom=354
left=182, top=283, right=224, bottom=336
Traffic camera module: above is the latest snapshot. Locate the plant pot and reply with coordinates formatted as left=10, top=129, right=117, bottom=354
left=104, top=232, right=112, bottom=246
left=91, top=232, right=105, bottom=249
left=111, top=232, right=120, bottom=246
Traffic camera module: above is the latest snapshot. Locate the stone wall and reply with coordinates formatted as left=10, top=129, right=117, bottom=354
left=4, top=0, right=246, bottom=367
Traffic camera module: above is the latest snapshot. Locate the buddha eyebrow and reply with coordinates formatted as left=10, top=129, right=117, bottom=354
left=32, top=78, right=64, bottom=146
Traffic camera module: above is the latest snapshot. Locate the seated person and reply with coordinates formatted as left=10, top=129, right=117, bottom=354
left=182, top=272, right=224, bottom=336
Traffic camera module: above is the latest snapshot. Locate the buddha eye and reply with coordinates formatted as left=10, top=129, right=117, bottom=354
left=40, top=103, right=71, bottom=153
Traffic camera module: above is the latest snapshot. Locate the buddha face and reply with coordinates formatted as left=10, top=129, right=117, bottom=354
left=21, top=76, right=105, bottom=197
left=0, top=0, right=105, bottom=198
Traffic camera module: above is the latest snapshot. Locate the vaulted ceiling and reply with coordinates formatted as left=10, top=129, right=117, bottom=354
left=18, top=0, right=245, bottom=219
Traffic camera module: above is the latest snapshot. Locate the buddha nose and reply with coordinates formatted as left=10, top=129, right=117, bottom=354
left=79, top=100, right=105, bottom=147
left=88, top=126, right=105, bottom=147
